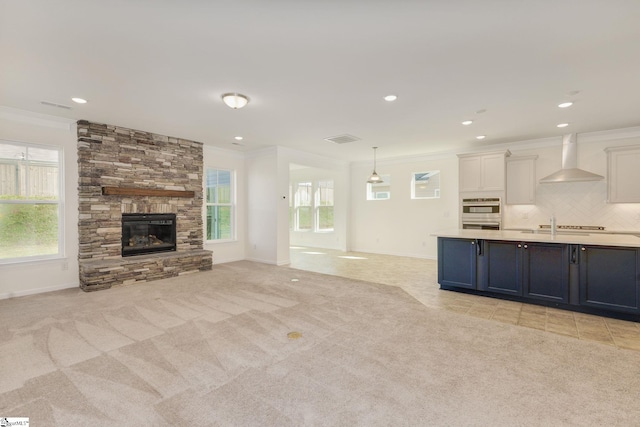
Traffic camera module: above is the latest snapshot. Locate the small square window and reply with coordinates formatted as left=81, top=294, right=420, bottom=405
left=367, top=175, right=391, bottom=200
left=411, top=171, right=440, bottom=199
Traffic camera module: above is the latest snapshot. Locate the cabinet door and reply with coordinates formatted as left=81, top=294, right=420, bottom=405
left=481, top=153, right=506, bottom=191
left=579, top=245, right=640, bottom=313
left=506, top=156, right=537, bottom=205
left=481, top=240, right=522, bottom=295
left=606, top=146, right=640, bottom=203
left=522, top=242, right=569, bottom=303
left=459, top=156, right=482, bottom=192
left=438, top=237, right=477, bottom=289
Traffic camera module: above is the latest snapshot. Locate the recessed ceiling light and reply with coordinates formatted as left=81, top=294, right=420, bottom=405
left=557, top=123, right=569, bottom=128
left=71, top=97, right=87, bottom=104
left=384, top=95, right=397, bottom=102
left=462, top=120, right=473, bottom=126
left=558, top=102, right=573, bottom=108
left=234, top=136, right=243, bottom=140
left=476, top=135, right=486, bottom=140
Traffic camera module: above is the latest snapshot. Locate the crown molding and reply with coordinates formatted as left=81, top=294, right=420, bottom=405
left=0, top=106, right=75, bottom=130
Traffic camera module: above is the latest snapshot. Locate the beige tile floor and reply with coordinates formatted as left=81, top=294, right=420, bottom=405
left=288, top=246, right=640, bottom=351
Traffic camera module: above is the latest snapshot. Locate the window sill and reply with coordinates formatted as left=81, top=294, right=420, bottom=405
left=205, top=239, right=238, bottom=244
left=0, top=254, right=67, bottom=267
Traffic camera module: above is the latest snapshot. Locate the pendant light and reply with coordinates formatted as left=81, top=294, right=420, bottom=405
left=367, top=147, right=383, bottom=184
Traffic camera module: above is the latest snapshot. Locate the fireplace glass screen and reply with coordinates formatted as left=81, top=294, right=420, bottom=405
left=121, top=213, right=176, bottom=257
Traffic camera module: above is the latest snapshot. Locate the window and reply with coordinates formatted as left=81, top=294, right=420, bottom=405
left=294, top=181, right=312, bottom=230
left=411, top=170, right=440, bottom=199
left=367, top=174, right=391, bottom=200
left=291, top=179, right=335, bottom=232
left=315, top=180, right=334, bottom=231
left=0, top=141, right=62, bottom=262
left=205, top=168, right=234, bottom=241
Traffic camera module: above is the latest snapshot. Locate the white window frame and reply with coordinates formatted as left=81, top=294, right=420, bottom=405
left=291, top=179, right=335, bottom=233
left=315, top=180, right=334, bottom=232
left=411, top=170, right=441, bottom=199
left=0, top=140, right=64, bottom=264
left=293, top=181, right=313, bottom=231
left=205, top=168, right=236, bottom=243
left=366, top=174, right=391, bottom=200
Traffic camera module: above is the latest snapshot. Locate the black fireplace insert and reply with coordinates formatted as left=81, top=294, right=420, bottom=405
left=121, top=213, right=176, bottom=257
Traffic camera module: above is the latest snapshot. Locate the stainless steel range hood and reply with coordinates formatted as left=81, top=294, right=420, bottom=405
left=539, top=133, right=604, bottom=183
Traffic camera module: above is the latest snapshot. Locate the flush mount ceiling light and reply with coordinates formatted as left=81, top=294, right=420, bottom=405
left=558, top=101, right=573, bottom=108
left=367, top=147, right=383, bottom=184
left=462, top=120, right=473, bottom=125
left=234, top=136, right=243, bottom=140
left=557, top=123, right=569, bottom=128
left=476, top=135, right=486, bottom=140
left=384, top=94, right=397, bottom=102
left=71, top=97, right=87, bottom=104
left=221, top=93, right=249, bottom=109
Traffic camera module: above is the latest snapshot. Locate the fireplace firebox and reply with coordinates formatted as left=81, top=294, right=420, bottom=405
left=121, top=213, right=177, bottom=257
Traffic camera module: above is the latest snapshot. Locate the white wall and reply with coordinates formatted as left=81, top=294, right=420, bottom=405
left=245, top=147, right=279, bottom=264
left=349, top=153, right=459, bottom=259
left=0, top=107, right=79, bottom=298
left=203, top=145, right=247, bottom=264
left=504, top=129, right=640, bottom=230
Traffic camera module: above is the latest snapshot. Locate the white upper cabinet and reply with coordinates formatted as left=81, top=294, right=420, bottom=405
left=605, top=145, right=640, bottom=203
left=506, top=155, right=538, bottom=205
left=458, top=151, right=510, bottom=192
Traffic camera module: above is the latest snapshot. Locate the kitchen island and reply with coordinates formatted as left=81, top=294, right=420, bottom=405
left=434, top=229, right=640, bottom=320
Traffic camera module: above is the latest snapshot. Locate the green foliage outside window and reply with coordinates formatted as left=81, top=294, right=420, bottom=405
left=206, top=206, right=232, bottom=240
left=0, top=203, right=58, bottom=259
left=206, top=169, right=234, bottom=240
left=0, top=142, right=61, bottom=260
left=297, top=206, right=312, bottom=230
left=318, top=206, right=334, bottom=230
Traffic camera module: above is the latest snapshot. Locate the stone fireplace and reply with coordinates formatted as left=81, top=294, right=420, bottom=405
left=77, top=120, right=212, bottom=291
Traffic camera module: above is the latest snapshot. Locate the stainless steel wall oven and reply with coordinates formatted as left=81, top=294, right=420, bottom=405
left=461, top=197, right=501, bottom=230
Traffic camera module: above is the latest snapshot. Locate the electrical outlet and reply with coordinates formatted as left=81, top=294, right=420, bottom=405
left=62, top=261, right=68, bottom=271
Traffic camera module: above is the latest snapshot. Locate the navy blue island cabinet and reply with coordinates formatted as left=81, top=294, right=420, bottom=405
left=479, top=240, right=570, bottom=303
left=437, top=237, right=478, bottom=289
left=437, top=237, right=640, bottom=318
left=579, top=245, right=640, bottom=314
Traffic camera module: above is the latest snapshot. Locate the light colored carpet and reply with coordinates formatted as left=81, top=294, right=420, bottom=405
left=1, top=260, right=639, bottom=426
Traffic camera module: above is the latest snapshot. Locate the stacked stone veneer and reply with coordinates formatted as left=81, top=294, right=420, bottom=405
left=77, top=120, right=212, bottom=291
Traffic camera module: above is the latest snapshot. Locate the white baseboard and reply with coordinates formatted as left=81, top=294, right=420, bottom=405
left=244, top=256, right=278, bottom=265
left=348, top=247, right=437, bottom=260
left=0, top=282, right=79, bottom=300
left=211, top=256, right=245, bottom=265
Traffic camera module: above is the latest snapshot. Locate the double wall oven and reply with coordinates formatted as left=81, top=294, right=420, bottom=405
left=461, top=197, right=502, bottom=230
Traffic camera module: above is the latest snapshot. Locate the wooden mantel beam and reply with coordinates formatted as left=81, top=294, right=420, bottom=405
left=101, top=186, right=195, bottom=198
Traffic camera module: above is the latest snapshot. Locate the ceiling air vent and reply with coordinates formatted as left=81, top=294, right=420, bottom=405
left=41, top=101, right=72, bottom=110
left=324, top=134, right=361, bottom=144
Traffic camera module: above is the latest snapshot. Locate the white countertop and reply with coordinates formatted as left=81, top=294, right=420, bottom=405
left=432, top=229, right=640, bottom=248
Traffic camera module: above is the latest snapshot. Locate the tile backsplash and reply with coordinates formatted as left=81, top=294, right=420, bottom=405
left=504, top=181, right=640, bottom=231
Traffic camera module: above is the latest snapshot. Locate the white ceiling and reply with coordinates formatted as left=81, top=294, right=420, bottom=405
left=2, top=0, right=640, bottom=162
